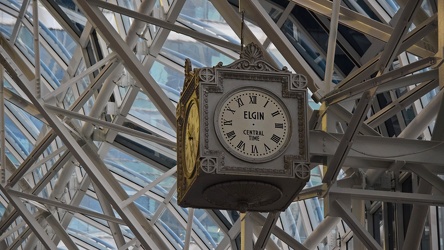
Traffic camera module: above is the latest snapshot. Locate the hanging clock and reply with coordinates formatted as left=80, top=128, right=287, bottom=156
left=177, top=43, right=310, bottom=212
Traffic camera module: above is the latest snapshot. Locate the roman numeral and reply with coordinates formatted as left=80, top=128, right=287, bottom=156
left=236, top=140, right=245, bottom=150
left=226, top=107, right=236, bottom=114
left=223, top=119, right=232, bottom=126
left=275, top=123, right=283, bottom=129
left=226, top=131, right=236, bottom=140
left=249, top=96, right=257, bottom=104
left=271, top=111, right=280, bottom=117
left=236, top=98, right=244, bottom=107
left=251, top=145, right=258, bottom=154
left=263, top=100, right=269, bottom=108
left=271, top=134, right=281, bottom=143
left=264, top=143, right=271, bottom=152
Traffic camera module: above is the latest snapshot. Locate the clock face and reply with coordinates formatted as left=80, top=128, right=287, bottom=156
left=184, top=100, right=199, bottom=178
left=215, top=88, right=291, bottom=162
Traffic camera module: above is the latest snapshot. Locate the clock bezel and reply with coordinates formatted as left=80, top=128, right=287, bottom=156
left=183, top=98, right=199, bottom=178
left=214, top=86, right=292, bottom=163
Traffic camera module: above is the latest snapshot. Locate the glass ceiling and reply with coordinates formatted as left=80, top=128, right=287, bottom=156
left=0, top=0, right=442, bottom=249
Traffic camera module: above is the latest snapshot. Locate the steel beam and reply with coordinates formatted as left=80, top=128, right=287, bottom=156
left=42, top=53, right=118, bottom=101
left=7, top=132, right=57, bottom=187
left=324, top=58, right=438, bottom=104
left=183, top=208, right=194, bottom=250
left=88, top=0, right=239, bottom=53
left=45, top=213, right=78, bottom=250
left=209, top=0, right=278, bottom=67
left=0, top=186, right=57, bottom=249
left=251, top=213, right=308, bottom=250
left=366, top=79, right=438, bottom=128
left=332, top=199, right=382, bottom=250
left=323, top=0, right=341, bottom=90
left=45, top=104, right=176, bottom=148
left=330, top=187, right=444, bottom=206
left=402, top=180, right=433, bottom=250
left=75, top=0, right=176, bottom=129
left=406, top=164, right=444, bottom=194
left=0, top=38, right=168, bottom=250
left=3, top=88, right=46, bottom=122
left=322, top=87, right=376, bottom=185
left=253, top=212, right=280, bottom=250
left=244, top=0, right=322, bottom=93
left=292, top=0, right=433, bottom=58
left=310, top=130, right=444, bottom=167
left=303, top=216, right=341, bottom=250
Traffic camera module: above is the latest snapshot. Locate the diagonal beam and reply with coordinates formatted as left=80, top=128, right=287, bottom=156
left=405, top=165, right=444, bottom=194
left=8, top=189, right=125, bottom=224
left=45, top=213, right=78, bottom=250
left=253, top=212, right=280, bottom=250
left=332, top=199, right=382, bottom=250
left=0, top=186, right=57, bottom=249
left=209, top=0, right=278, bottom=67
left=7, top=132, right=57, bottom=187
left=75, top=0, right=176, bottom=129
left=324, top=57, right=438, bottom=104
left=322, top=88, right=376, bottom=184
left=292, top=0, right=433, bottom=58
left=88, top=0, right=239, bottom=52
left=251, top=213, right=308, bottom=250
left=45, top=104, right=176, bottom=148
left=42, top=53, right=118, bottom=101
left=323, top=0, right=422, bottom=185
left=376, top=0, right=423, bottom=73
left=243, top=0, right=321, bottom=93
left=365, top=79, right=438, bottom=128
left=3, top=88, right=46, bottom=122
left=0, top=36, right=168, bottom=250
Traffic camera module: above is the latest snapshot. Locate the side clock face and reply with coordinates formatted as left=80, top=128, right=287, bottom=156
left=183, top=100, right=199, bottom=178
left=215, top=88, right=291, bottom=162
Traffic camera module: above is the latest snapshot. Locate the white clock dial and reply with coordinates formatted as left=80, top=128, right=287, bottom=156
left=215, top=88, right=291, bottom=162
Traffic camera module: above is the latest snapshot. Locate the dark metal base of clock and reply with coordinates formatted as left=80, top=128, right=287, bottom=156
left=202, top=181, right=282, bottom=213
left=178, top=170, right=308, bottom=212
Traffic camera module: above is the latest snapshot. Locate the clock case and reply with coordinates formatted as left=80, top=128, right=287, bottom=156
left=178, top=43, right=310, bottom=212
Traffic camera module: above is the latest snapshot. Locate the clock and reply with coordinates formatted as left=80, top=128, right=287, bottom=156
left=183, top=99, right=199, bottom=178
left=215, top=87, right=291, bottom=162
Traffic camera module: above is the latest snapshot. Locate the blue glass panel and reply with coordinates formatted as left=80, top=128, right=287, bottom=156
left=162, top=37, right=235, bottom=68
left=68, top=217, right=116, bottom=249
left=15, top=25, right=63, bottom=88
left=158, top=208, right=186, bottom=248
left=175, top=205, right=225, bottom=248
left=5, top=116, right=33, bottom=158
left=120, top=183, right=161, bottom=218
left=282, top=202, right=307, bottom=242
left=5, top=101, right=43, bottom=139
left=80, top=194, right=103, bottom=213
left=0, top=202, right=5, bottom=217
left=129, top=91, right=176, bottom=136
left=150, top=60, right=183, bottom=96
left=305, top=197, right=324, bottom=229
left=181, top=0, right=226, bottom=22
left=0, top=10, right=16, bottom=38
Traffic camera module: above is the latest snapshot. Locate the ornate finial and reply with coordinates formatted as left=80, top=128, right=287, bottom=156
left=240, top=43, right=265, bottom=62
left=184, top=58, right=192, bottom=76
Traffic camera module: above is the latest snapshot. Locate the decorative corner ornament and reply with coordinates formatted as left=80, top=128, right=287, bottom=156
left=177, top=43, right=310, bottom=212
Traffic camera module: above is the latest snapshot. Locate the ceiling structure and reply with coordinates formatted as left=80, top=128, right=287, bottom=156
left=0, top=0, right=442, bottom=249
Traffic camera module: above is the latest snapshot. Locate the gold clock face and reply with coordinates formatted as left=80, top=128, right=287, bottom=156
left=183, top=100, right=199, bottom=178
left=215, top=88, right=291, bottom=162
